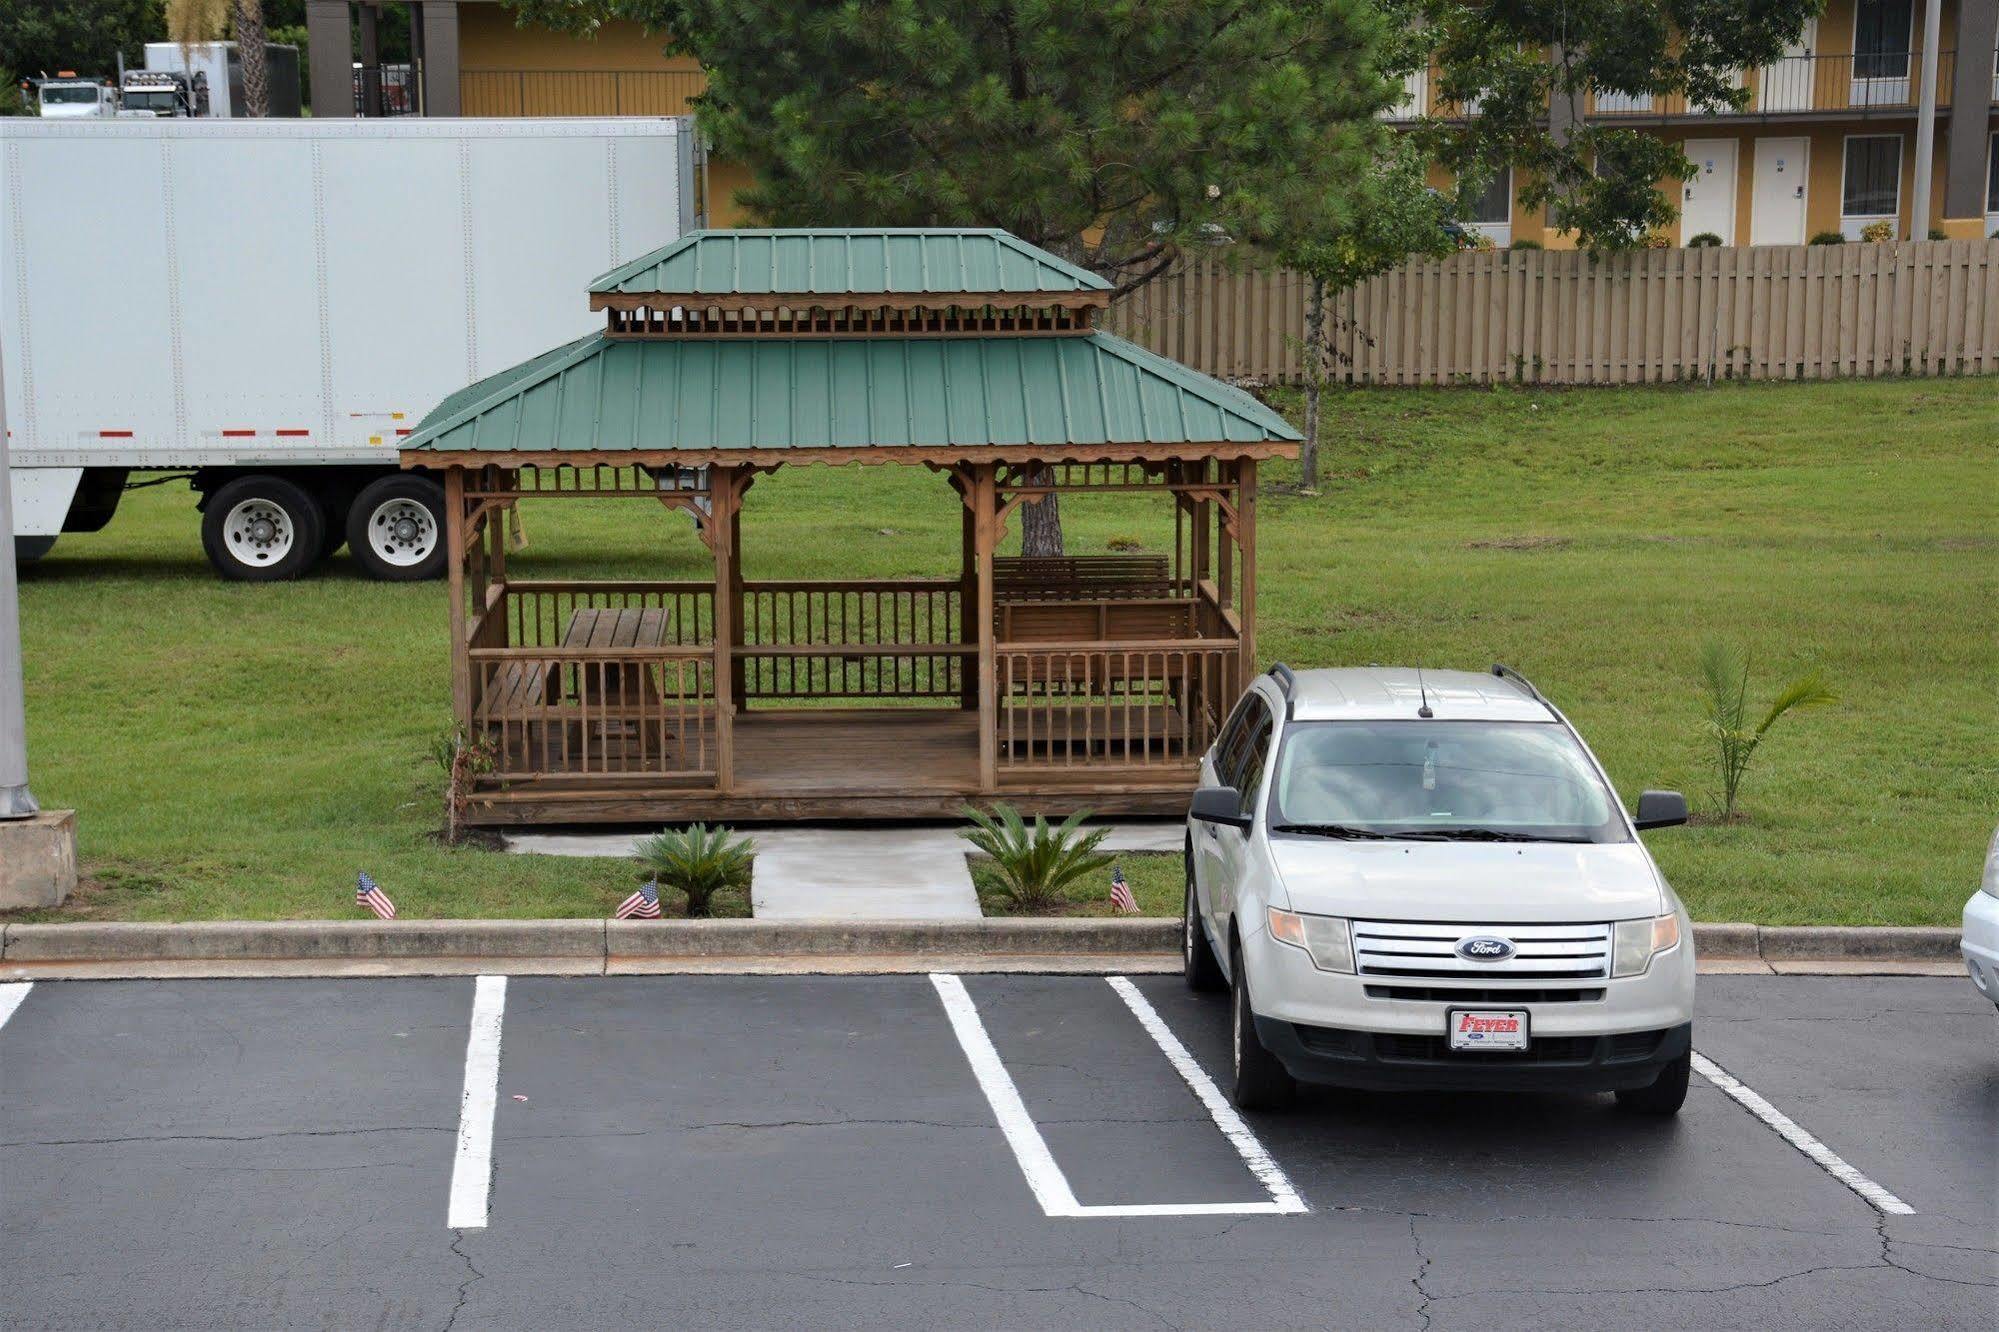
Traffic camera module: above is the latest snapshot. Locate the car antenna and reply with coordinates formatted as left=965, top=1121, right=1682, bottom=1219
left=1416, top=666, right=1434, bottom=719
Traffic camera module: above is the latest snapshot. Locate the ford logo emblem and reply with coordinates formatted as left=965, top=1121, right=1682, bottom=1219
left=1456, top=935, right=1515, bottom=962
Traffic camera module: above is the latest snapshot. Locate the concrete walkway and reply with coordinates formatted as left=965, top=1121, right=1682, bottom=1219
left=504, top=822, right=1186, bottom=921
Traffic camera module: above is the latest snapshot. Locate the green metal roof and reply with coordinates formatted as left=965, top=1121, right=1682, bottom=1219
left=589, top=229, right=1114, bottom=299
left=399, top=330, right=1300, bottom=456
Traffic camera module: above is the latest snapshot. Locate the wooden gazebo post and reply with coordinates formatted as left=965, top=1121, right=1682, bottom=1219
left=972, top=463, right=998, bottom=793
left=710, top=466, right=741, bottom=792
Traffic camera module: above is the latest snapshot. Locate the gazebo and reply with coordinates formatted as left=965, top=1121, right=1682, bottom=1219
left=398, top=228, right=1300, bottom=827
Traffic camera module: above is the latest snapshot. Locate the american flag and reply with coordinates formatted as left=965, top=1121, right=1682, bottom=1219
left=615, top=879, right=662, bottom=920
left=1109, top=863, right=1138, bottom=915
left=356, top=871, right=397, bottom=920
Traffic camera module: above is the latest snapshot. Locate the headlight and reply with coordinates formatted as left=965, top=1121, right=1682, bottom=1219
left=1612, top=914, right=1682, bottom=977
left=1268, top=907, right=1355, bottom=973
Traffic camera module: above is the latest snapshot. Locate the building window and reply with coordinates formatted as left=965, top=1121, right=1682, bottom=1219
left=1852, top=0, right=1912, bottom=81
left=1463, top=168, right=1512, bottom=247
left=1841, top=135, right=1902, bottom=237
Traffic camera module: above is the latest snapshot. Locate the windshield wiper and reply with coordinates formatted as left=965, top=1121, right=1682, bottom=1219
left=1274, top=823, right=1591, bottom=844
left=1272, top=823, right=1403, bottom=840
left=1413, top=828, right=1593, bottom=843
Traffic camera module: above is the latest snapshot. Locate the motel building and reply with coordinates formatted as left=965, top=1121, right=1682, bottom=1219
left=304, top=0, right=1999, bottom=246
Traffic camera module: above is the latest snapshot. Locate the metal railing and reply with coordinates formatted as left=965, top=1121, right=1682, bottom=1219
left=1588, top=50, right=1956, bottom=119
left=353, top=64, right=419, bottom=117
left=460, top=69, right=708, bottom=117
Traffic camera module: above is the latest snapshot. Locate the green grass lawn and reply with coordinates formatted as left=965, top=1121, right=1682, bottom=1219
left=11, top=376, right=1994, bottom=924
left=971, top=852, right=1183, bottom=918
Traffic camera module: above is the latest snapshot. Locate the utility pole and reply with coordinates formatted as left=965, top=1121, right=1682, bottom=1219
left=1910, top=0, right=1943, bottom=239
left=0, top=340, right=36, bottom=819
left=0, top=338, right=74, bottom=911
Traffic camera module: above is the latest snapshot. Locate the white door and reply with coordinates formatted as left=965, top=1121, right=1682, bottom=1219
left=1750, top=137, right=1810, bottom=245
left=1758, top=19, right=1817, bottom=112
left=1680, top=139, right=1738, bottom=246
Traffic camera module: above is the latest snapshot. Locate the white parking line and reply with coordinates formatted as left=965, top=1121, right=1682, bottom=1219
left=929, top=973, right=1305, bottom=1218
left=447, top=974, right=507, bottom=1230
left=0, top=982, right=32, bottom=1031
left=1691, top=1050, right=1914, bottom=1216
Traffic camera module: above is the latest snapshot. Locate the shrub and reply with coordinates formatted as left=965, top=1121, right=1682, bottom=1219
left=1859, top=219, right=1894, bottom=243
left=1509, top=238, right=1544, bottom=251
left=1639, top=231, right=1672, bottom=249
left=960, top=805, right=1114, bottom=912
left=1105, top=535, right=1144, bottom=552
left=1686, top=232, right=1723, bottom=248
left=1808, top=231, right=1845, bottom=246
left=633, top=824, right=753, bottom=917
left=1926, top=227, right=1945, bottom=241
left=1697, top=642, right=1836, bottom=822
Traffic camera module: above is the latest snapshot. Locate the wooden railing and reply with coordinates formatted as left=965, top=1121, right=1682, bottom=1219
left=503, top=581, right=714, bottom=651
left=470, top=646, right=716, bottom=782
left=996, top=640, right=1239, bottom=774
left=739, top=579, right=965, bottom=703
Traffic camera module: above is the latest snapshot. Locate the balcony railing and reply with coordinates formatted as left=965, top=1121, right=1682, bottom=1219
left=460, top=68, right=709, bottom=117
left=1588, top=50, right=1956, bottom=119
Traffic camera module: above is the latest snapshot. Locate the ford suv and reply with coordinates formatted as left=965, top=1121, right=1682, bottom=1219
left=1183, top=664, right=1696, bottom=1114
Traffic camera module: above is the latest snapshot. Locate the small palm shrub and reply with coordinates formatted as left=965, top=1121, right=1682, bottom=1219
left=1697, top=642, right=1836, bottom=822
left=1686, top=232, right=1723, bottom=248
left=1808, top=231, right=1845, bottom=246
left=1509, top=238, right=1544, bottom=251
left=633, top=824, right=753, bottom=917
left=960, top=805, right=1114, bottom=912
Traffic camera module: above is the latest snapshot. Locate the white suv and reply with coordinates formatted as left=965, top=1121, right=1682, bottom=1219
left=1961, top=826, right=1999, bottom=1013
left=1184, top=664, right=1696, bottom=1114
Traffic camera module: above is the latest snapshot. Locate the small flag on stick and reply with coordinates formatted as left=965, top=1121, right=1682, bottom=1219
left=356, top=871, right=397, bottom=920
left=615, top=879, right=662, bottom=920
left=1109, top=862, right=1138, bottom=915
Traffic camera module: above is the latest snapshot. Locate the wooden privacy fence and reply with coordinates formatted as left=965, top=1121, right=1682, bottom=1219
left=1105, top=240, right=1999, bottom=386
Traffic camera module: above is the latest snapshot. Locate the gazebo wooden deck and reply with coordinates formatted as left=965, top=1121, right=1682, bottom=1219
left=398, top=229, right=1300, bottom=826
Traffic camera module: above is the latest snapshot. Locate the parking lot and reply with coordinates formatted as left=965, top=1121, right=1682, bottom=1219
left=1, top=973, right=1993, bottom=1330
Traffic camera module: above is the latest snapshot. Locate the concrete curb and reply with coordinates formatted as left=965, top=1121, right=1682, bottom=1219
left=0, top=917, right=1964, bottom=979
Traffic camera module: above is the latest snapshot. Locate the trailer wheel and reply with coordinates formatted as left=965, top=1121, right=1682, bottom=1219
left=201, top=476, right=326, bottom=582
left=347, top=475, right=446, bottom=581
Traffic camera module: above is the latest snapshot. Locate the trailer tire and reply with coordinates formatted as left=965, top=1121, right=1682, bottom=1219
left=201, top=476, right=326, bottom=581
left=13, top=536, right=57, bottom=564
left=347, top=475, right=446, bottom=582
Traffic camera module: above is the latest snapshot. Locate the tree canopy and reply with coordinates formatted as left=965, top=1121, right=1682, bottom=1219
left=509, top=0, right=1407, bottom=292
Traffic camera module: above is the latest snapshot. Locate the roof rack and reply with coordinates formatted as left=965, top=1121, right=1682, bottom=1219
left=1269, top=661, right=1298, bottom=719
left=1489, top=662, right=1547, bottom=704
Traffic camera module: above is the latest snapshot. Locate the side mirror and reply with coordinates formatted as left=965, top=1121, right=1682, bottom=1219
left=1190, top=785, right=1251, bottom=830
left=1634, top=790, right=1689, bottom=831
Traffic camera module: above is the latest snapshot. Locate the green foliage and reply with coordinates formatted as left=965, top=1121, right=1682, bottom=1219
left=0, top=0, right=162, bottom=82
left=1509, top=237, right=1544, bottom=251
left=1859, top=219, right=1894, bottom=243
left=1686, top=232, right=1723, bottom=248
left=1697, top=642, right=1835, bottom=822
left=1809, top=230, right=1846, bottom=246
left=633, top=824, right=754, bottom=917
left=1409, top=0, right=1820, bottom=251
left=508, top=0, right=1404, bottom=293
left=960, top=805, right=1115, bottom=911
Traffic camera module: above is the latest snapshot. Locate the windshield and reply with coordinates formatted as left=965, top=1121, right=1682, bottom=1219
left=42, top=85, right=102, bottom=104
left=1271, top=720, right=1628, bottom=844
left=123, top=90, right=179, bottom=111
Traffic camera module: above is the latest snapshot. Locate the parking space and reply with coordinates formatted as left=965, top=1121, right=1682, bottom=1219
left=1, top=973, right=1993, bottom=1329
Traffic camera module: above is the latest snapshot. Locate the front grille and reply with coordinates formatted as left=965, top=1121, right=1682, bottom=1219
left=1352, top=919, right=1612, bottom=981
left=1364, top=984, right=1606, bottom=1004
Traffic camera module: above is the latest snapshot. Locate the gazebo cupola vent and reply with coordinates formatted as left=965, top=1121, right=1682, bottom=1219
left=589, top=228, right=1114, bottom=338
left=400, top=227, right=1298, bottom=827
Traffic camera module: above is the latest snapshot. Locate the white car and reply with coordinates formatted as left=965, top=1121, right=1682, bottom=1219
left=1184, top=664, right=1696, bottom=1114
left=1962, top=826, right=1999, bottom=1012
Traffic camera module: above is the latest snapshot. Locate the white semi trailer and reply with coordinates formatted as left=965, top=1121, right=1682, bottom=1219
left=1, top=116, right=699, bottom=580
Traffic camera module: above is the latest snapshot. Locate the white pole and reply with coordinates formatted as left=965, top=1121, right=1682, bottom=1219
left=1910, top=0, right=1943, bottom=239
left=0, top=339, right=39, bottom=819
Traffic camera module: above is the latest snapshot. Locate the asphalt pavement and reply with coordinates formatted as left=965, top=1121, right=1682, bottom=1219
left=1, top=973, right=1992, bottom=1329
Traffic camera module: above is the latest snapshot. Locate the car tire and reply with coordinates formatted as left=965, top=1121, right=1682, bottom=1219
left=346, top=475, right=446, bottom=582
left=201, top=476, right=325, bottom=582
left=1615, top=1048, right=1691, bottom=1116
left=1183, top=851, right=1225, bottom=993
left=1229, top=939, right=1295, bottom=1111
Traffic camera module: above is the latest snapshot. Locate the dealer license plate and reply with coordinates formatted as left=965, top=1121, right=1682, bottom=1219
left=1448, top=1009, right=1530, bottom=1052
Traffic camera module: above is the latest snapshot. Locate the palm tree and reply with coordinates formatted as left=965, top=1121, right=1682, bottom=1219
left=165, top=0, right=268, bottom=117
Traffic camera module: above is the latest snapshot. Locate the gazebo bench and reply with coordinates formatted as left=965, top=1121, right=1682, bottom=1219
left=992, top=554, right=1173, bottom=602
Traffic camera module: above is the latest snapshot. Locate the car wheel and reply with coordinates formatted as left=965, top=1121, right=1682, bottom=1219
left=1615, top=1049, right=1691, bottom=1116
left=1230, top=939, right=1294, bottom=1111
left=346, top=475, right=446, bottom=581
left=1183, top=850, right=1225, bottom=993
left=200, top=476, right=325, bottom=582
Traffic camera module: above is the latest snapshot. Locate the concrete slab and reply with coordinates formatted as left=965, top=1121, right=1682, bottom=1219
left=749, top=827, right=980, bottom=920
left=0, top=809, right=76, bottom=909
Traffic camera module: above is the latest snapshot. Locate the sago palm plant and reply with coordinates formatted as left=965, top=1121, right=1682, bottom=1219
left=633, top=824, right=753, bottom=918
left=959, top=805, right=1114, bottom=912
left=1698, top=642, right=1835, bottom=822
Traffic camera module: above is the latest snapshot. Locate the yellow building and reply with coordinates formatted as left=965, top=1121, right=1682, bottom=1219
left=307, top=0, right=1997, bottom=243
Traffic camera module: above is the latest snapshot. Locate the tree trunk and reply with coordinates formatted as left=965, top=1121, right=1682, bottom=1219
left=234, top=0, right=268, bottom=117
left=1018, top=467, right=1063, bottom=557
left=1301, top=275, right=1327, bottom=491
